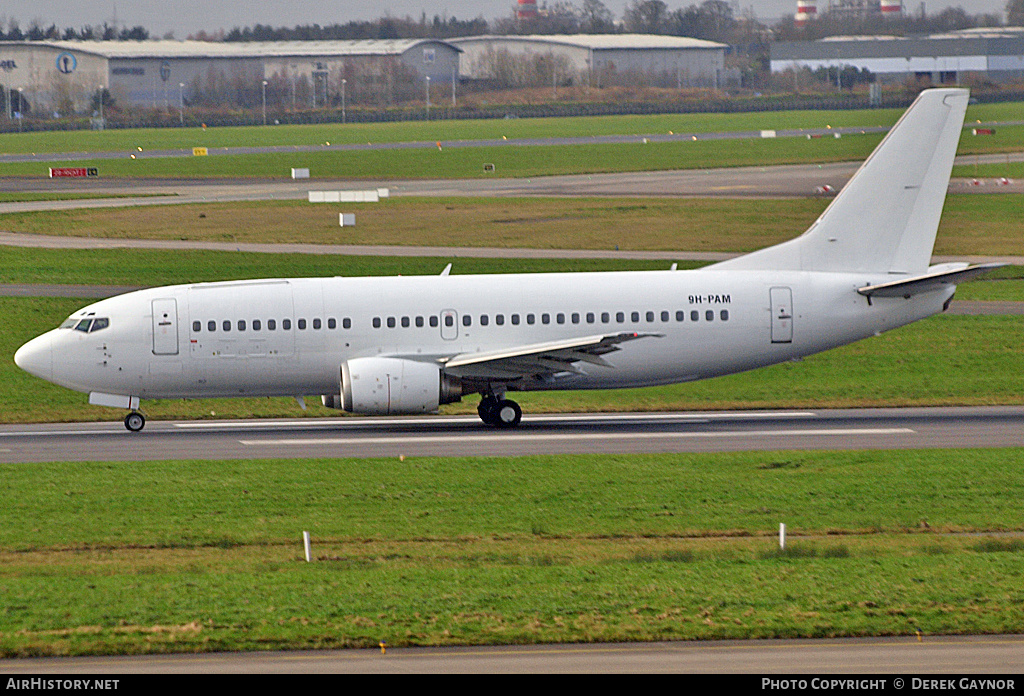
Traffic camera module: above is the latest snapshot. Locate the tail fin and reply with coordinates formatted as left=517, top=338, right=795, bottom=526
left=712, top=88, right=969, bottom=275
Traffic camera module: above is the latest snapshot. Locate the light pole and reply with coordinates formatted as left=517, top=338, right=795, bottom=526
left=97, top=86, right=104, bottom=128
left=262, top=79, right=268, bottom=126
left=425, top=75, right=430, bottom=120
left=178, top=83, right=184, bottom=126
left=341, top=78, right=346, bottom=124
left=17, top=88, right=23, bottom=132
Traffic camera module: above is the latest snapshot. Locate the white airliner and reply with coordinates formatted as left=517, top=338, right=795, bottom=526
left=15, top=88, right=1001, bottom=432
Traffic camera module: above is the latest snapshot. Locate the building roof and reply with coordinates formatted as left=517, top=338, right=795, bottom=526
left=9, top=39, right=461, bottom=59
left=450, top=34, right=727, bottom=51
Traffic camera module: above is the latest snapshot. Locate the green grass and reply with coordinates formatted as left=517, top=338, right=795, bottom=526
left=3, top=123, right=1022, bottom=181
left=2, top=194, right=1022, bottom=257
left=2, top=449, right=1024, bottom=656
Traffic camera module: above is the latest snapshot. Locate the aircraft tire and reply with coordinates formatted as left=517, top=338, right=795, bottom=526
left=495, top=399, right=522, bottom=428
left=124, top=411, right=146, bottom=432
left=478, top=396, right=499, bottom=426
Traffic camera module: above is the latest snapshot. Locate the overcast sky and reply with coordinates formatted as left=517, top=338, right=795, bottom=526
left=0, top=1, right=1009, bottom=38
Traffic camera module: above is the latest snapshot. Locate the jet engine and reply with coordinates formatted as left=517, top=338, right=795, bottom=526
left=321, top=357, right=462, bottom=415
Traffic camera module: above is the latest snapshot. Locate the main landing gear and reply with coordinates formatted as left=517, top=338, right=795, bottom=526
left=478, top=395, right=522, bottom=428
left=124, top=411, right=146, bottom=432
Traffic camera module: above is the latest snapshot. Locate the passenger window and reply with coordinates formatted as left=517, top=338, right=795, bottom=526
left=268, top=319, right=276, bottom=331
left=444, top=315, right=453, bottom=327
left=706, top=310, right=714, bottom=322
left=400, top=317, right=409, bottom=328
left=480, top=315, right=489, bottom=326
left=429, top=316, right=438, bottom=328
left=616, top=312, right=625, bottom=323
left=511, top=314, right=520, bottom=325
left=571, top=313, right=580, bottom=324
left=586, top=313, right=595, bottom=324
left=661, top=311, right=670, bottom=322
left=463, top=315, right=472, bottom=327
left=283, top=319, right=292, bottom=330
left=542, top=313, right=550, bottom=325
left=238, top=320, right=246, bottom=331
left=296, top=319, right=306, bottom=330
left=556, top=313, right=565, bottom=324
left=415, top=316, right=424, bottom=327
left=314, top=318, right=322, bottom=330
left=373, top=317, right=381, bottom=328
left=327, top=318, right=336, bottom=329
left=601, top=312, right=610, bottom=323
left=676, top=311, right=685, bottom=322
left=193, top=321, right=201, bottom=332
left=646, top=311, right=655, bottom=322
left=343, top=318, right=351, bottom=329
left=208, top=320, right=216, bottom=332
left=526, top=314, right=535, bottom=325
left=721, top=310, right=729, bottom=321
left=253, top=319, right=261, bottom=331
left=631, top=311, right=640, bottom=322
left=385, top=317, right=394, bottom=329
left=496, top=314, right=504, bottom=326
left=223, top=320, right=231, bottom=332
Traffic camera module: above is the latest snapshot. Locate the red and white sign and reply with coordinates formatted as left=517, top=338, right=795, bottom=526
left=49, top=167, right=98, bottom=178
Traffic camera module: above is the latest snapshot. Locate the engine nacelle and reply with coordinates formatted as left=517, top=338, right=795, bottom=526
left=322, top=357, right=462, bottom=415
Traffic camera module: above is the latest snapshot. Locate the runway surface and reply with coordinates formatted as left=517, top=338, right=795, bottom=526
left=3, top=406, right=1024, bottom=464
left=3, top=634, right=1023, bottom=674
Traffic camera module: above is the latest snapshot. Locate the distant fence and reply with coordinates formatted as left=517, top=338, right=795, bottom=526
left=1, top=88, right=1022, bottom=133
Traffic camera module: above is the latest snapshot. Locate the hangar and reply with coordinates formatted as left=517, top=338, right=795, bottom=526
left=450, top=34, right=730, bottom=89
left=770, top=28, right=1024, bottom=84
left=0, top=39, right=461, bottom=115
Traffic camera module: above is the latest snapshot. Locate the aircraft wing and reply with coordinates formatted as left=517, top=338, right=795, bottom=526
left=439, top=332, right=661, bottom=380
left=857, top=263, right=1006, bottom=299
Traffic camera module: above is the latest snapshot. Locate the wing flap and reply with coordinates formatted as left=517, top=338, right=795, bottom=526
left=441, top=331, right=661, bottom=380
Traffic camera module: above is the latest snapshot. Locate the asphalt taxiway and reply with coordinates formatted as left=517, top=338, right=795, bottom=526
left=4, top=407, right=1024, bottom=464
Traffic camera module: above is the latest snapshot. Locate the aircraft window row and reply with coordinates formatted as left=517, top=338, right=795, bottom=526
left=60, top=317, right=110, bottom=333
left=371, top=309, right=730, bottom=328
left=191, top=317, right=352, bottom=333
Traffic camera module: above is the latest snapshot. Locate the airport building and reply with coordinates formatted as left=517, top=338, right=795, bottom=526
left=450, top=34, right=730, bottom=89
left=0, top=39, right=462, bottom=115
left=771, top=28, right=1024, bottom=84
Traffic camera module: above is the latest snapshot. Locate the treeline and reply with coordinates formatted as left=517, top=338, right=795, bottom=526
left=0, top=19, right=149, bottom=41
left=222, top=15, right=488, bottom=42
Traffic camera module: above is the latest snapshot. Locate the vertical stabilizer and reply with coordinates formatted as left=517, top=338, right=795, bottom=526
left=712, top=88, right=969, bottom=275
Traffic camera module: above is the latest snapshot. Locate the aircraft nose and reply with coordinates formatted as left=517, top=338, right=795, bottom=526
left=14, top=333, right=53, bottom=381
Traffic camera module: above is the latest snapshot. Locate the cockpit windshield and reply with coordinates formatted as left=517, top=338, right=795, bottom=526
left=59, top=316, right=110, bottom=333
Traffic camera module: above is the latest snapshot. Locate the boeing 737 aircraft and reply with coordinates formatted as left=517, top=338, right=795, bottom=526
left=15, top=88, right=1001, bottom=431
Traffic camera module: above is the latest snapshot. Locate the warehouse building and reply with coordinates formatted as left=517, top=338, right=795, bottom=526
left=450, top=34, right=730, bottom=89
left=0, top=39, right=461, bottom=115
left=771, top=28, right=1024, bottom=84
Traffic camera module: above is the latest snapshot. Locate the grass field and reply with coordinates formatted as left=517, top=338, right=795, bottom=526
left=2, top=448, right=1023, bottom=656
left=3, top=194, right=1023, bottom=258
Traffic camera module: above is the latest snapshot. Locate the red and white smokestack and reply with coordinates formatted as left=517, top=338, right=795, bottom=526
left=517, top=0, right=539, bottom=19
left=880, top=0, right=903, bottom=14
left=795, top=1, right=817, bottom=28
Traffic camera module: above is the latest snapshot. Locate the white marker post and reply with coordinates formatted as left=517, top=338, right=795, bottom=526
left=779, top=523, right=786, bottom=550
left=303, top=531, right=312, bottom=562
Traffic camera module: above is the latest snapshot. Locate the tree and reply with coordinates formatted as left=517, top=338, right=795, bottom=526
left=580, top=0, right=615, bottom=33
left=1009, top=0, right=1024, bottom=25
left=624, top=0, right=669, bottom=34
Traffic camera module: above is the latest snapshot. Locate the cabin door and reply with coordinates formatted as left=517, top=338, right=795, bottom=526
left=152, top=298, right=180, bottom=355
left=770, top=287, right=793, bottom=344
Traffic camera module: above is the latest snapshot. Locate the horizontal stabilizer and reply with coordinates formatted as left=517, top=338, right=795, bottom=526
left=857, top=263, right=1006, bottom=299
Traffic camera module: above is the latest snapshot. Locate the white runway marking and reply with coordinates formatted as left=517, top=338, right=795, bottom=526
left=240, top=427, right=914, bottom=447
